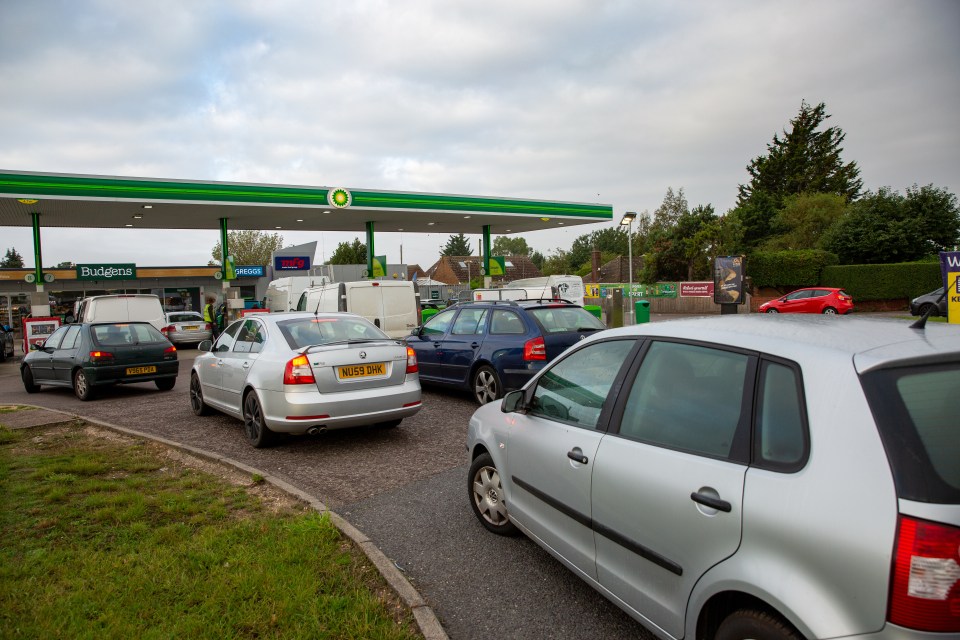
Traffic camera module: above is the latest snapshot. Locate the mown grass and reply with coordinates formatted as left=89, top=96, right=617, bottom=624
left=0, top=424, right=421, bottom=639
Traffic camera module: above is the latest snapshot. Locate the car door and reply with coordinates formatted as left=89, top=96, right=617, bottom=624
left=30, top=326, right=69, bottom=382
left=219, top=319, right=267, bottom=412
left=51, top=325, right=83, bottom=382
left=440, top=307, right=488, bottom=385
left=198, top=320, right=242, bottom=406
left=406, top=308, right=456, bottom=382
left=781, top=289, right=813, bottom=312
left=505, top=338, right=640, bottom=581
left=592, top=340, right=755, bottom=639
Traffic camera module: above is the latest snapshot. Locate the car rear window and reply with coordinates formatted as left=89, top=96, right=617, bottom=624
left=277, top=317, right=388, bottom=349
left=861, top=363, right=960, bottom=504
left=527, top=306, right=605, bottom=333
left=93, top=323, right=168, bottom=346
left=169, top=313, right=203, bottom=323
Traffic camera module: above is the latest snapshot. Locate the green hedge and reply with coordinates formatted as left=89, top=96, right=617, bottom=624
left=747, top=250, right=838, bottom=288
left=821, top=262, right=942, bottom=301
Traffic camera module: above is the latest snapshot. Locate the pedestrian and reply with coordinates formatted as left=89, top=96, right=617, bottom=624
left=203, top=296, right=218, bottom=339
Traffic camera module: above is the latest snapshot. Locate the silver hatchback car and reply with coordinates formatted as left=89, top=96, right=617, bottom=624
left=467, top=315, right=960, bottom=640
left=191, top=312, right=422, bottom=447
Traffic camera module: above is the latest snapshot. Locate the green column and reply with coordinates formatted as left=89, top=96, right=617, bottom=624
left=219, top=218, right=229, bottom=280
left=482, top=225, right=492, bottom=286
left=31, top=212, right=43, bottom=287
left=365, top=221, right=375, bottom=278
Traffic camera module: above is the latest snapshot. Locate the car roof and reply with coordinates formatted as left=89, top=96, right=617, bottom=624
left=600, top=315, right=960, bottom=373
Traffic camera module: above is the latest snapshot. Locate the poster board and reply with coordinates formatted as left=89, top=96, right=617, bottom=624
left=22, top=316, right=61, bottom=354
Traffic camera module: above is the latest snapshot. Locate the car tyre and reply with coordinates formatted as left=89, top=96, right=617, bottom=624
left=468, top=452, right=519, bottom=536
left=716, top=609, right=801, bottom=640
left=822, top=307, right=838, bottom=315
left=21, top=365, right=40, bottom=393
left=472, top=365, right=502, bottom=405
left=765, top=308, right=778, bottom=314
left=918, top=303, right=938, bottom=317
left=155, top=377, right=176, bottom=391
left=189, top=373, right=212, bottom=416
left=73, top=369, right=95, bottom=401
left=243, top=391, right=274, bottom=448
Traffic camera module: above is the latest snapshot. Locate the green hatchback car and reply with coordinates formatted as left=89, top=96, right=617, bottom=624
left=21, top=321, right=178, bottom=400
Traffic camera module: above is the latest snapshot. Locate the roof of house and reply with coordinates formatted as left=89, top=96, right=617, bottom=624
left=425, top=255, right=543, bottom=284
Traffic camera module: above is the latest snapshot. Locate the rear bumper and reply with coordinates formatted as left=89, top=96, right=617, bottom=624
left=500, top=362, right=547, bottom=391
left=258, top=377, right=422, bottom=434
left=86, top=361, right=179, bottom=385
left=169, top=329, right=212, bottom=344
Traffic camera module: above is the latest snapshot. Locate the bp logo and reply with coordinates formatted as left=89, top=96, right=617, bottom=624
left=327, top=188, right=352, bottom=208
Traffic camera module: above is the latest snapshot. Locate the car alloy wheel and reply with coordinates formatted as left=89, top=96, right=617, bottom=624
left=468, top=452, right=518, bottom=536
left=73, top=369, right=94, bottom=401
left=472, top=365, right=501, bottom=405
left=189, top=374, right=211, bottom=416
left=822, top=307, right=838, bottom=315
left=242, top=392, right=274, bottom=448
left=765, top=308, right=778, bottom=314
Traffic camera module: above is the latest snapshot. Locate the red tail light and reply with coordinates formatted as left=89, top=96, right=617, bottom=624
left=204, top=323, right=213, bottom=331
left=284, top=354, right=316, bottom=385
left=161, top=325, right=173, bottom=335
left=164, top=345, right=177, bottom=359
left=889, top=515, right=960, bottom=631
left=89, top=351, right=114, bottom=363
left=524, top=336, right=546, bottom=361
left=406, top=347, right=418, bottom=374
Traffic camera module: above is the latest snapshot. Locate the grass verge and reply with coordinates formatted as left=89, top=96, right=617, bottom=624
left=0, top=423, right=421, bottom=639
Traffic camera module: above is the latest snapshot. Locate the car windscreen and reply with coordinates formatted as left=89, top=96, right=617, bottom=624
left=527, top=306, right=606, bottom=334
left=168, top=313, right=203, bottom=323
left=277, top=316, right=389, bottom=350
left=92, top=323, right=168, bottom=346
left=861, top=362, right=960, bottom=504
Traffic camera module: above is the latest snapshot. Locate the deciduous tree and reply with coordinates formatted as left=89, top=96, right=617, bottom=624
left=327, top=238, right=367, bottom=265
left=210, top=230, right=284, bottom=266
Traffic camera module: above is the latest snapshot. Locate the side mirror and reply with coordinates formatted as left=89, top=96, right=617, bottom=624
left=409, top=327, right=422, bottom=337
left=501, top=390, right=526, bottom=414
left=65, top=314, right=76, bottom=324
left=29, top=343, right=39, bottom=351
left=198, top=340, right=213, bottom=352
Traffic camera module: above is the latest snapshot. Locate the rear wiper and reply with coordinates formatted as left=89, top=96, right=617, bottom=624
left=301, top=338, right=389, bottom=354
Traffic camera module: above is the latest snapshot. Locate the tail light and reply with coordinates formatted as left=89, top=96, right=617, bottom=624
left=161, top=325, right=174, bottom=335
left=406, top=347, right=418, bottom=374
left=89, top=351, right=114, bottom=363
left=524, top=336, right=546, bottom=361
left=204, top=323, right=213, bottom=331
left=889, top=515, right=960, bottom=631
left=284, top=354, right=316, bottom=385
left=164, top=345, right=177, bottom=359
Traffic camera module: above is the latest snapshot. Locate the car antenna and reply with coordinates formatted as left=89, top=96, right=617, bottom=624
left=314, top=285, right=325, bottom=316
left=910, top=274, right=955, bottom=330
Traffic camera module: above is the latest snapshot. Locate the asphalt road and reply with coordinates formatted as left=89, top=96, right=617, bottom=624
left=0, top=349, right=653, bottom=640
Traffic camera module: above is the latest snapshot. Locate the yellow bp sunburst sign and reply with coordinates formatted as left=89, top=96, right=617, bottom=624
left=327, top=188, right=352, bottom=208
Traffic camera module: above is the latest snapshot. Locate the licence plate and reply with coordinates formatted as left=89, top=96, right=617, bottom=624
left=183, top=325, right=199, bottom=331
left=337, top=363, right=386, bottom=379
left=126, top=366, right=157, bottom=375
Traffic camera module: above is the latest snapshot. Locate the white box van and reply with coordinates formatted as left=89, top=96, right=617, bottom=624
left=508, top=275, right=585, bottom=306
left=296, top=281, right=420, bottom=338
left=265, top=275, right=330, bottom=312
left=69, top=294, right=166, bottom=331
left=471, top=287, right=540, bottom=302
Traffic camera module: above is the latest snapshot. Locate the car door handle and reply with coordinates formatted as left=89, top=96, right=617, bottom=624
left=471, top=342, right=480, bottom=349
left=567, top=449, right=589, bottom=464
left=690, top=492, right=732, bottom=512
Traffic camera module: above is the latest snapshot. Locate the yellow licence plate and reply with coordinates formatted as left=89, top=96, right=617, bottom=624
left=337, top=363, right=386, bottom=379
left=126, top=366, right=157, bottom=375
left=183, top=325, right=199, bottom=331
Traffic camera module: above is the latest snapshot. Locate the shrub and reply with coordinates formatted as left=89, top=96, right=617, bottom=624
left=747, top=250, right=838, bottom=288
left=821, top=262, right=942, bottom=301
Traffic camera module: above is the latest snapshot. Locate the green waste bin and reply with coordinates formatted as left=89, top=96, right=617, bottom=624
left=421, top=308, right=439, bottom=324
left=583, top=304, right=601, bottom=320
left=635, top=299, right=650, bottom=324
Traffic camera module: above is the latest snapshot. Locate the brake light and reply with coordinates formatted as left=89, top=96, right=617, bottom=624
left=406, top=346, right=418, bottom=374
left=89, top=351, right=114, bottom=363
left=524, top=336, right=546, bottom=361
left=283, top=354, right=316, bottom=385
left=164, top=345, right=177, bottom=359
left=161, top=325, right=173, bottom=335
left=204, top=323, right=213, bottom=331
left=889, top=515, right=960, bottom=632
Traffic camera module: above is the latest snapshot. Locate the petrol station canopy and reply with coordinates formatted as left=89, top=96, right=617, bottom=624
left=0, top=170, right=612, bottom=235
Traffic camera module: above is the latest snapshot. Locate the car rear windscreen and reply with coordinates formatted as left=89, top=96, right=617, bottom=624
left=277, top=317, right=389, bottom=349
left=527, top=307, right=605, bottom=333
left=862, top=363, right=960, bottom=504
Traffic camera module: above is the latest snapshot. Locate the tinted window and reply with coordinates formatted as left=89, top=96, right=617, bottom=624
left=169, top=312, right=203, bottom=323
left=278, top=316, right=387, bottom=350
left=529, top=340, right=635, bottom=430
left=527, top=306, right=605, bottom=333
left=452, top=309, right=487, bottom=335
left=421, top=309, right=456, bottom=336
left=619, top=341, right=750, bottom=459
left=490, top=310, right=525, bottom=335
left=756, top=360, right=808, bottom=470
left=862, top=364, right=960, bottom=503
left=93, top=323, right=166, bottom=346
left=44, top=326, right=69, bottom=350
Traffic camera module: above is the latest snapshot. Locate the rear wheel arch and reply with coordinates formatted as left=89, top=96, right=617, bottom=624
left=696, top=592, right=805, bottom=640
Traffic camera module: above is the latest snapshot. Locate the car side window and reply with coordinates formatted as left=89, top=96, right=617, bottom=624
left=233, top=320, right=265, bottom=354
left=785, top=290, right=812, bottom=301
left=529, top=340, right=635, bottom=430
left=214, top=320, right=242, bottom=353
left=60, top=325, right=82, bottom=349
left=44, top=326, right=70, bottom=350
left=619, top=341, right=750, bottom=459
left=490, top=310, right=525, bottom=335
left=421, top=308, right=456, bottom=336
left=452, top=309, right=488, bottom=335
left=755, top=359, right=808, bottom=471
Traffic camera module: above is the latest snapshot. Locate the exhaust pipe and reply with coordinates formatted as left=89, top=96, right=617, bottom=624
left=307, top=426, right=327, bottom=435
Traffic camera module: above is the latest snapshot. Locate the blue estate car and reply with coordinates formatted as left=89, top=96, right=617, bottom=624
left=406, top=299, right=606, bottom=404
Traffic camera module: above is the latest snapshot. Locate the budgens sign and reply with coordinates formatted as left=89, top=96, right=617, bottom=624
left=76, top=263, right=137, bottom=281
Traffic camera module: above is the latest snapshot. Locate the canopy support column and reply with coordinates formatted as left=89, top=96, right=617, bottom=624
left=366, top=221, right=375, bottom=278
left=482, top=225, right=492, bottom=288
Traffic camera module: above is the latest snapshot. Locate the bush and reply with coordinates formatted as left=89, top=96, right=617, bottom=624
left=821, top=262, right=942, bottom=301
left=747, top=250, right=838, bottom=288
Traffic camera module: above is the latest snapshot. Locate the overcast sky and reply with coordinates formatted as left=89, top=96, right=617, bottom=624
left=1, top=0, right=958, bottom=271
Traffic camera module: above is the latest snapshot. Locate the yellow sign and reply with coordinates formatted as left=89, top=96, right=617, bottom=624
left=948, top=272, right=960, bottom=325
left=585, top=284, right=600, bottom=298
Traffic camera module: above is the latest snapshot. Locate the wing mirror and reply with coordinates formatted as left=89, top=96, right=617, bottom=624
left=65, top=314, right=76, bottom=324
left=501, top=390, right=528, bottom=414
left=197, top=340, right=213, bottom=352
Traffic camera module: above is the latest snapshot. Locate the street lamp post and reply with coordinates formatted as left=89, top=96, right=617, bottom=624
left=620, top=211, right=637, bottom=325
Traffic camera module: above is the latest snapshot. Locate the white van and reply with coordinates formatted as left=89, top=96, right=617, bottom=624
left=508, top=275, right=585, bottom=306
left=265, top=275, right=329, bottom=312
left=471, top=287, right=544, bottom=302
left=69, top=294, right=166, bottom=331
left=296, top=280, right=420, bottom=338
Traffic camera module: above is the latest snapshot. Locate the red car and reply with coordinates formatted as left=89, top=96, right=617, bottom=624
left=759, top=287, right=854, bottom=315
